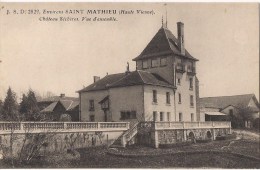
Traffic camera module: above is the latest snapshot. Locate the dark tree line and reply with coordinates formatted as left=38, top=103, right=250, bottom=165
left=0, top=87, right=40, bottom=121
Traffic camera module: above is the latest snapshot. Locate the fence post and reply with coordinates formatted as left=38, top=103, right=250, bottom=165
left=97, top=122, right=100, bottom=129
left=20, top=122, right=24, bottom=132
left=229, top=121, right=232, bottom=134
left=121, top=135, right=126, bottom=147
left=64, top=122, right=67, bottom=129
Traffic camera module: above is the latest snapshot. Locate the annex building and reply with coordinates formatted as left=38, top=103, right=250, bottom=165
left=78, top=22, right=201, bottom=124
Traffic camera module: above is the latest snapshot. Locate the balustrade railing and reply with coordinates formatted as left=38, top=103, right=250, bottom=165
left=0, top=122, right=21, bottom=131
left=0, top=121, right=129, bottom=133
left=154, top=121, right=230, bottom=130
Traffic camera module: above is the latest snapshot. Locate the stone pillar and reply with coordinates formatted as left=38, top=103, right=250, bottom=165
left=64, top=122, right=67, bottom=129
left=20, top=122, right=24, bottom=131
left=153, top=130, right=159, bottom=148
left=121, top=135, right=126, bottom=147
left=212, top=129, right=216, bottom=140
left=229, top=122, right=232, bottom=134
left=183, top=130, right=187, bottom=141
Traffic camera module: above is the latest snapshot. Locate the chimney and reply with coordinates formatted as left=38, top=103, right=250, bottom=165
left=60, top=93, right=65, bottom=98
left=125, top=62, right=130, bottom=75
left=177, top=22, right=185, bottom=55
left=93, top=76, right=100, bottom=83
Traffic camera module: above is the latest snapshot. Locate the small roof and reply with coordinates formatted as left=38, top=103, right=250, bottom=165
left=66, top=101, right=79, bottom=111
left=37, top=96, right=78, bottom=103
left=204, top=112, right=227, bottom=116
left=40, top=102, right=58, bottom=113
left=132, top=27, right=198, bottom=61
left=78, top=70, right=174, bottom=93
left=200, top=94, right=259, bottom=110
left=40, top=100, right=79, bottom=113
left=99, top=95, right=109, bottom=104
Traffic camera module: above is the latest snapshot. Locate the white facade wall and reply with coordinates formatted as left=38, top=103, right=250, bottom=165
left=137, top=55, right=198, bottom=122
left=143, top=85, right=175, bottom=121
left=80, top=90, right=108, bottom=122
left=175, top=64, right=197, bottom=122
left=109, top=85, right=144, bottom=121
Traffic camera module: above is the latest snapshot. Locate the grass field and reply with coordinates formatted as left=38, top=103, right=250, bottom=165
left=0, top=138, right=259, bottom=168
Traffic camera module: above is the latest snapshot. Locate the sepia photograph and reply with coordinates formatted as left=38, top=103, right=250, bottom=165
left=0, top=2, right=259, bottom=168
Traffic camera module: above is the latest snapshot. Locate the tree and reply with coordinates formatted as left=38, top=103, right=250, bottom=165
left=20, top=89, right=40, bottom=121
left=228, top=104, right=257, bottom=129
left=0, top=99, right=3, bottom=120
left=19, top=94, right=28, bottom=121
left=2, top=87, right=19, bottom=121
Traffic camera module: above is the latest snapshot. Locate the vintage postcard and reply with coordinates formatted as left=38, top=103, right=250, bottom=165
left=0, top=2, right=259, bottom=168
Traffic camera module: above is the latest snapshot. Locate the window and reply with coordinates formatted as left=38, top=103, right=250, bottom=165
left=160, top=112, right=164, bottom=121
left=90, top=115, right=95, bottom=122
left=153, top=111, right=157, bottom=121
left=191, top=113, right=194, bottom=122
left=177, top=78, right=181, bottom=85
left=190, top=95, right=194, bottom=107
left=151, top=59, right=158, bottom=68
left=89, top=100, right=94, bottom=111
left=229, top=109, right=233, bottom=116
left=167, top=112, right=170, bottom=121
left=120, top=111, right=137, bottom=120
left=187, top=64, right=192, bottom=72
left=153, top=90, right=157, bottom=103
left=166, top=92, right=170, bottom=104
left=178, top=93, right=181, bottom=103
left=160, top=58, right=167, bottom=66
left=189, top=78, right=193, bottom=89
left=179, top=113, right=183, bottom=122
left=142, top=60, right=148, bottom=69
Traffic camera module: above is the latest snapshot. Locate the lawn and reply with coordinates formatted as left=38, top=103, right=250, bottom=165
left=75, top=139, right=260, bottom=168
left=0, top=139, right=259, bottom=168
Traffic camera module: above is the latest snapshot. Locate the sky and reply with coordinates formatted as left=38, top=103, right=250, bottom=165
left=0, top=3, right=259, bottom=101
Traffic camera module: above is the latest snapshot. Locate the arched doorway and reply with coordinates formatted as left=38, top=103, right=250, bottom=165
left=189, top=131, right=196, bottom=143
left=206, top=131, right=212, bottom=140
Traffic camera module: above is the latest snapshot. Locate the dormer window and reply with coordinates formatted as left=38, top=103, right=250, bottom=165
left=151, top=59, right=158, bottom=68
left=142, top=60, right=148, bottom=69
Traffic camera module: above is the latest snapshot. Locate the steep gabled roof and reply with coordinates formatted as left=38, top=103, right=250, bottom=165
left=200, top=94, right=259, bottom=110
left=133, top=27, right=198, bottom=61
left=78, top=70, right=174, bottom=93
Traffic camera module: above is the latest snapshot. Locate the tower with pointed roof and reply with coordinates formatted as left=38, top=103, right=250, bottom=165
left=133, top=21, right=199, bottom=122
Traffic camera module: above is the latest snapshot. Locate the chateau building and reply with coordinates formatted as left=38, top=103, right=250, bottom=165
left=78, top=22, right=201, bottom=123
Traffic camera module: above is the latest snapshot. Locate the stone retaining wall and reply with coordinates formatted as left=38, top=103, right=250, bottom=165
left=0, top=131, right=123, bottom=159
